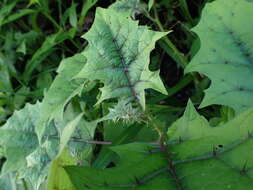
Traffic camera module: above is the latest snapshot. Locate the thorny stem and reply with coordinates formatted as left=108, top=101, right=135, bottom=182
left=143, top=6, right=188, bottom=69
left=49, top=136, right=112, bottom=145
left=70, top=138, right=112, bottom=145
left=22, top=179, right=28, bottom=190
left=41, top=11, right=61, bottom=30
left=145, top=110, right=166, bottom=146
left=145, top=109, right=183, bottom=190
left=143, top=5, right=202, bottom=87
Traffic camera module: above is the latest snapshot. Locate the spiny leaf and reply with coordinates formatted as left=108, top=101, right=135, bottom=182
left=65, top=101, right=253, bottom=189
left=186, top=0, right=253, bottom=113
left=36, top=53, right=86, bottom=141
left=75, top=7, right=167, bottom=109
left=97, top=99, right=143, bottom=123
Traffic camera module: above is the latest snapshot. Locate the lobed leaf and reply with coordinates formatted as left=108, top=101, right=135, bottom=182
left=65, top=101, right=253, bottom=189
left=75, top=7, right=167, bottom=109
left=0, top=102, right=92, bottom=189
left=36, top=53, right=86, bottom=141
left=186, top=0, right=253, bottom=112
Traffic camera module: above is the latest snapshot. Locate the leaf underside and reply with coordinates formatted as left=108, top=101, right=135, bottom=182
left=186, top=0, right=253, bottom=113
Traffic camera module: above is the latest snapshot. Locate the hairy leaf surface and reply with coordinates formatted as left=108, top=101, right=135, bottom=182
left=75, top=7, right=167, bottom=109
left=186, top=0, right=253, bottom=112
left=66, top=101, right=253, bottom=189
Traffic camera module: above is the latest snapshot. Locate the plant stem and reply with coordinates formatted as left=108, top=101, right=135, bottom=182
left=49, top=135, right=112, bottom=145
left=41, top=11, right=61, bottom=30
left=145, top=109, right=166, bottom=146
left=71, top=138, right=112, bottom=145
left=153, top=6, right=188, bottom=68
left=78, top=0, right=98, bottom=28
left=145, top=109, right=183, bottom=189
left=143, top=7, right=188, bottom=68
left=147, top=6, right=202, bottom=87
left=178, top=0, right=194, bottom=26
left=57, top=0, right=63, bottom=27
left=22, top=179, right=28, bottom=190
left=145, top=110, right=183, bottom=190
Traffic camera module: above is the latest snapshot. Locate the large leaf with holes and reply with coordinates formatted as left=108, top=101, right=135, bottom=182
left=186, top=0, right=253, bottom=112
left=65, top=101, right=253, bottom=189
left=75, top=7, right=167, bottom=109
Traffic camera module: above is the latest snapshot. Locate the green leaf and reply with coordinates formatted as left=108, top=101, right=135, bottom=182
left=109, top=0, right=142, bottom=17
left=92, top=120, right=144, bottom=168
left=36, top=72, right=53, bottom=90
left=75, top=7, right=167, bottom=109
left=13, top=86, right=30, bottom=109
left=148, top=0, right=154, bottom=11
left=78, top=0, right=98, bottom=26
left=47, top=149, right=77, bottom=190
left=69, top=2, right=78, bottom=28
left=1, top=9, right=36, bottom=27
left=0, top=102, right=92, bottom=189
left=0, top=102, right=59, bottom=189
left=36, top=53, right=86, bottom=141
left=19, top=141, right=56, bottom=190
left=0, top=174, right=13, bottom=190
left=97, top=99, right=142, bottom=123
left=23, top=30, right=76, bottom=82
left=65, top=101, right=253, bottom=189
left=0, top=103, right=40, bottom=176
left=16, top=40, right=26, bottom=54
left=59, top=113, right=84, bottom=156
left=186, top=0, right=253, bottom=112
left=28, top=0, right=40, bottom=6
left=0, top=56, right=13, bottom=92
left=0, top=1, right=17, bottom=26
